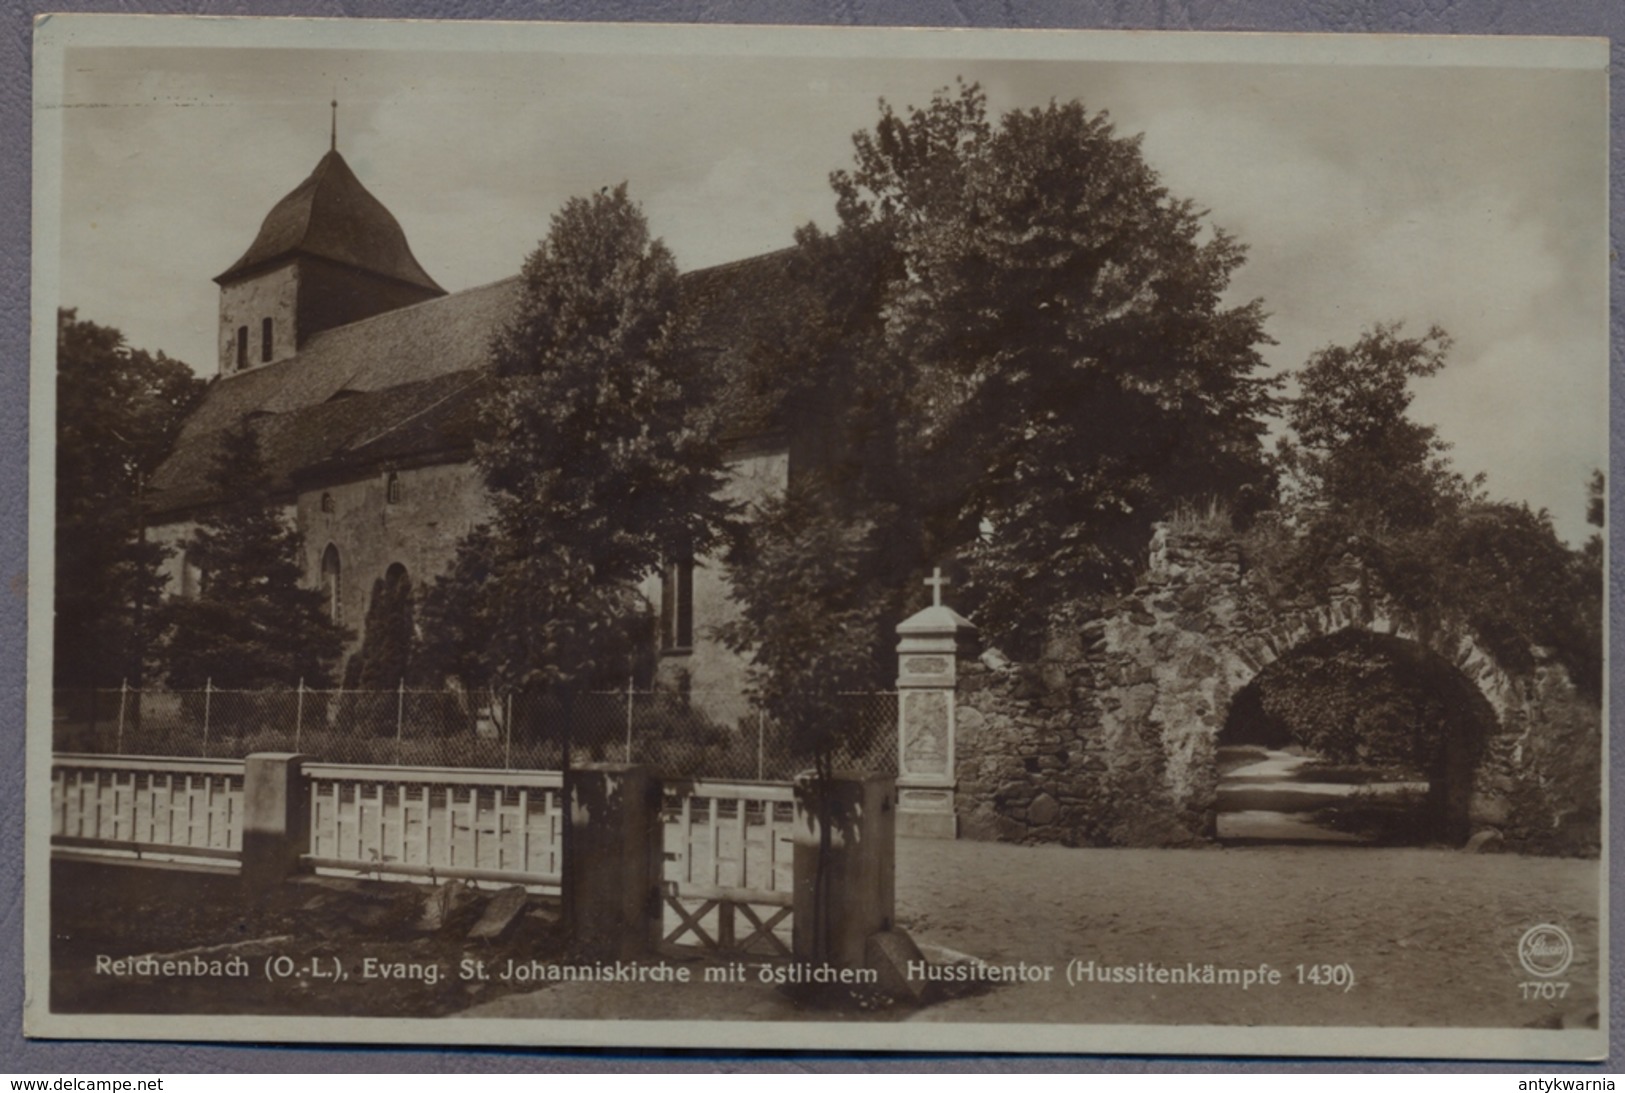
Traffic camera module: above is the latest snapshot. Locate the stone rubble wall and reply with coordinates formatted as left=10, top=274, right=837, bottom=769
left=1485, top=655, right=1602, bottom=855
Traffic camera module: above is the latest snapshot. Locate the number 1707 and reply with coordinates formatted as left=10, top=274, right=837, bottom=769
left=1520, top=981, right=1570, bottom=1000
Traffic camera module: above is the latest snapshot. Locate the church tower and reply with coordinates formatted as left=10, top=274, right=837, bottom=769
left=212, top=111, right=445, bottom=377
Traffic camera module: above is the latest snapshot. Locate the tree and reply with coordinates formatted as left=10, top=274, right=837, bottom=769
left=421, top=185, right=736, bottom=922
left=1574, top=469, right=1605, bottom=693
left=55, top=309, right=204, bottom=691
left=797, top=82, right=1277, bottom=647
left=1272, top=323, right=1598, bottom=687
left=1441, top=503, right=1594, bottom=685
left=345, top=565, right=419, bottom=690
left=1277, top=322, right=1481, bottom=549
left=338, top=565, right=423, bottom=736
left=158, top=420, right=348, bottom=689
left=718, top=484, right=892, bottom=768
left=725, top=220, right=920, bottom=669
left=417, top=525, right=510, bottom=696
left=1273, top=322, right=1498, bottom=624
left=426, top=183, right=734, bottom=701
left=716, top=481, right=892, bottom=958
left=1253, top=326, right=1602, bottom=814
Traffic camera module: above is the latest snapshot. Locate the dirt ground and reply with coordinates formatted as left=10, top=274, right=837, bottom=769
left=50, top=859, right=570, bottom=1017
left=890, top=839, right=1600, bottom=1030
left=466, top=838, right=1600, bottom=1033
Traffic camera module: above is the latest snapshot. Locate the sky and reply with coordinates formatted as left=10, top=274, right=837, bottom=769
left=43, top=26, right=1608, bottom=543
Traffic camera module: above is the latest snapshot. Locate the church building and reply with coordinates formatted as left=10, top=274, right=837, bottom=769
left=146, top=136, right=804, bottom=712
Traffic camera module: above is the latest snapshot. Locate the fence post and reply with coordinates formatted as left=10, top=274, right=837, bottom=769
left=565, top=763, right=661, bottom=958
left=242, top=752, right=312, bottom=894
left=504, top=692, right=513, bottom=770
left=757, top=711, right=765, bottom=781
left=624, top=675, right=634, bottom=763
left=202, top=678, right=212, bottom=758
left=116, top=679, right=128, bottom=756
left=792, top=772, right=896, bottom=967
left=396, top=678, right=406, bottom=764
left=294, top=678, right=304, bottom=751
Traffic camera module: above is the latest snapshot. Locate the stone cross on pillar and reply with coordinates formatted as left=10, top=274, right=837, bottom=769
left=894, top=571, right=975, bottom=839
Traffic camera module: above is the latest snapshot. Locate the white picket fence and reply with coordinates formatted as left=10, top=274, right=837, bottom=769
left=51, top=753, right=799, bottom=957
left=303, top=762, right=566, bottom=887
left=52, top=754, right=244, bottom=865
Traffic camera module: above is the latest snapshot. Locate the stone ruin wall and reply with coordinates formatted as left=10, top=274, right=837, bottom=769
left=951, top=525, right=1599, bottom=853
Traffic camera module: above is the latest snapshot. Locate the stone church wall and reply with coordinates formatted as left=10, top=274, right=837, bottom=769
left=156, top=441, right=784, bottom=720
left=648, top=444, right=788, bottom=728
left=298, top=460, right=491, bottom=660
left=218, top=260, right=298, bottom=375
left=150, top=519, right=200, bottom=600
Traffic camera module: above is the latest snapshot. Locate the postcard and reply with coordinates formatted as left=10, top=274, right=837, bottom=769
left=25, top=15, right=1609, bottom=1059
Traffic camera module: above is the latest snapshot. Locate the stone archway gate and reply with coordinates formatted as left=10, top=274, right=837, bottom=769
left=903, top=525, right=1599, bottom=853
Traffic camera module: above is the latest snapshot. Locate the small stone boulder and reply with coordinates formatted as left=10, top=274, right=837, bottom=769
left=466, top=885, right=529, bottom=941
left=417, top=878, right=475, bottom=931
left=1464, top=829, right=1504, bottom=854
left=865, top=928, right=928, bottom=1003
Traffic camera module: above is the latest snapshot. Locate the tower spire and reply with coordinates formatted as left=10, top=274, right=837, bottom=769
left=330, top=99, right=337, bottom=152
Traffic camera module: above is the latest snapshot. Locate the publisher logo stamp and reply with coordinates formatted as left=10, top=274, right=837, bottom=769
left=1517, top=924, right=1574, bottom=978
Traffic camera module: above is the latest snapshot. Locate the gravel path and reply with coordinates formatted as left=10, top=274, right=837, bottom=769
left=466, top=838, right=1600, bottom=1036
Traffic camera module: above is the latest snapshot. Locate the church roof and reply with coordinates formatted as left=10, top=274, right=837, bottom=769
left=215, top=150, right=445, bottom=294
left=148, top=250, right=803, bottom=520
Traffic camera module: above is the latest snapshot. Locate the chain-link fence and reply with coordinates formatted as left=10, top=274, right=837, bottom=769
left=52, top=686, right=898, bottom=780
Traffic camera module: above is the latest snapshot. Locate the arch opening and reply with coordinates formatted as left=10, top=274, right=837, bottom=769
left=1217, top=628, right=1496, bottom=846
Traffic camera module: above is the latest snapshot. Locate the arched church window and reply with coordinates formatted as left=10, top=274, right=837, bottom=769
left=320, top=492, right=334, bottom=514
left=236, top=326, right=248, bottom=371
left=660, top=558, right=694, bottom=652
left=386, top=472, right=402, bottom=505
left=261, top=317, right=274, bottom=362
left=321, top=544, right=342, bottom=623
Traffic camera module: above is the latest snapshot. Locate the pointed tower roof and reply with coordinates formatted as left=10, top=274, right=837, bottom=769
left=215, top=149, right=444, bottom=294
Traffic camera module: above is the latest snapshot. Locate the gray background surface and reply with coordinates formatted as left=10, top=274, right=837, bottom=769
left=3, top=0, right=1620, bottom=1074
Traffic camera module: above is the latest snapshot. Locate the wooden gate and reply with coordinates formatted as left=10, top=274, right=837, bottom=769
left=660, top=780, right=795, bottom=959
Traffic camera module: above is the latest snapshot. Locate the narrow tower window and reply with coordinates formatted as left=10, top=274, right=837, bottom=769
left=321, top=544, right=342, bottom=622
left=261, top=317, right=274, bottom=362
left=320, top=492, right=335, bottom=514
left=386, top=472, right=402, bottom=505
left=236, top=326, right=248, bottom=370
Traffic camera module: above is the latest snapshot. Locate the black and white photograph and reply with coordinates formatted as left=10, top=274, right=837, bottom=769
left=25, top=17, right=1609, bottom=1058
